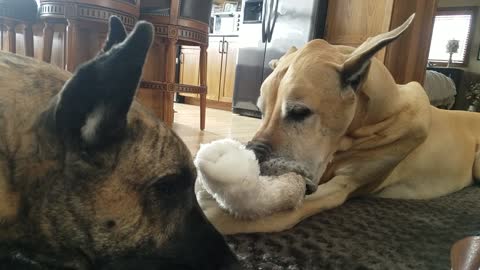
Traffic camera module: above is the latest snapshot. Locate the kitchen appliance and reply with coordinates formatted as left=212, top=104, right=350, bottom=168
left=243, top=0, right=263, bottom=23
left=232, top=0, right=328, bottom=118
left=211, top=12, right=241, bottom=35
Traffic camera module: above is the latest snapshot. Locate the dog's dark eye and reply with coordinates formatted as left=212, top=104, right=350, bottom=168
left=152, top=169, right=193, bottom=196
left=154, top=176, right=183, bottom=195
left=286, top=106, right=312, bottom=122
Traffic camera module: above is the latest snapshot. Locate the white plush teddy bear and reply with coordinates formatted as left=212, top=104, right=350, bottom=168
left=194, top=138, right=311, bottom=219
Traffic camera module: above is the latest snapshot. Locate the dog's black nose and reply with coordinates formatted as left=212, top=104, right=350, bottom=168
left=246, top=140, right=272, bottom=162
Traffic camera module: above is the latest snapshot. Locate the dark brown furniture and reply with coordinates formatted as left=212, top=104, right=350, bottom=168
left=139, top=0, right=213, bottom=130
left=451, top=236, right=480, bottom=270
left=426, top=67, right=478, bottom=111
left=0, top=0, right=37, bottom=56
left=38, top=0, right=140, bottom=71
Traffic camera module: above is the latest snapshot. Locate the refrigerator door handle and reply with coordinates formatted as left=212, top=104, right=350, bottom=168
left=261, top=0, right=268, bottom=43
left=268, top=0, right=279, bottom=42
left=218, top=40, right=224, bottom=54
left=223, top=40, right=229, bottom=54
left=179, top=52, right=184, bottom=64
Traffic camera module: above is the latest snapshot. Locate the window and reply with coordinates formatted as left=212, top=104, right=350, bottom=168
left=428, top=8, right=477, bottom=65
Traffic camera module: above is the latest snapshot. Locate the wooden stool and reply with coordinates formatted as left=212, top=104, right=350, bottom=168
left=139, top=0, right=213, bottom=130
left=0, top=0, right=37, bottom=56
left=38, top=0, right=140, bottom=71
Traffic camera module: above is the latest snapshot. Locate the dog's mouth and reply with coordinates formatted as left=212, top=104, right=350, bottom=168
left=247, top=140, right=336, bottom=195
left=245, top=140, right=272, bottom=163
left=257, top=156, right=317, bottom=195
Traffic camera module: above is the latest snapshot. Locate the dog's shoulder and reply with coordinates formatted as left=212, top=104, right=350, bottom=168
left=0, top=51, right=70, bottom=100
left=0, top=52, right=70, bottom=124
left=396, top=81, right=432, bottom=140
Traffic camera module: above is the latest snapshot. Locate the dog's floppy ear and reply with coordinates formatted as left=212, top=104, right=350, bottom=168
left=340, top=13, right=415, bottom=90
left=54, top=20, right=154, bottom=147
left=99, top=16, right=128, bottom=54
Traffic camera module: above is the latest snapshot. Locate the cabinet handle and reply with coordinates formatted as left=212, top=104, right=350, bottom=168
left=218, top=40, right=224, bottom=54
left=223, top=41, right=229, bottom=54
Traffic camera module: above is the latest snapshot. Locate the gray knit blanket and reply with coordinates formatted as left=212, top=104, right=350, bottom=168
left=226, top=185, right=480, bottom=270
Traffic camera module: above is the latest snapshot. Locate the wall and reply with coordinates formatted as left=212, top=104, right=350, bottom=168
left=438, top=0, right=480, bottom=72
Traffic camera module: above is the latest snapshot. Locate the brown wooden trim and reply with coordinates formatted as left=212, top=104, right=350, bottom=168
left=140, top=14, right=170, bottom=24
left=177, top=18, right=209, bottom=32
left=39, top=2, right=138, bottom=28
left=183, top=97, right=232, bottom=112
left=40, top=0, right=140, bottom=18
left=148, top=21, right=208, bottom=45
left=140, top=81, right=207, bottom=94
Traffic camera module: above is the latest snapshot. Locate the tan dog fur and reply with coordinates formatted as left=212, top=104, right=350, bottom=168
left=197, top=14, right=480, bottom=235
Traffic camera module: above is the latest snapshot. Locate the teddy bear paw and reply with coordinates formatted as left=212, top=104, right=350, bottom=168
left=195, top=139, right=260, bottom=185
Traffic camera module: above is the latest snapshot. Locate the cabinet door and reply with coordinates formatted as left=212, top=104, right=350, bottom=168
left=206, top=37, right=224, bottom=101
left=324, top=0, right=394, bottom=62
left=220, top=38, right=238, bottom=103
left=179, top=46, right=200, bottom=98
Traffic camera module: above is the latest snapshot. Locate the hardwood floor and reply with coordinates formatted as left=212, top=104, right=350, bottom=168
left=172, top=103, right=261, bottom=154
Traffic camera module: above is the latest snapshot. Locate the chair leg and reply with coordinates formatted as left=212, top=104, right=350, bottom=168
left=200, top=93, right=206, bottom=130
left=23, top=24, right=34, bottom=57
left=6, top=21, right=16, bottom=54
left=42, top=21, right=54, bottom=62
left=65, top=19, right=80, bottom=72
left=0, top=24, right=3, bottom=51
left=199, top=45, right=207, bottom=130
left=164, top=38, right=177, bottom=127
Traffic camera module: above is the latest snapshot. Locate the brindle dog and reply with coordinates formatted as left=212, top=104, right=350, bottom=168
left=0, top=17, right=239, bottom=270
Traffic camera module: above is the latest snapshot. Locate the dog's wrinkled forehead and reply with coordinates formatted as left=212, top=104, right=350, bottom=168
left=271, top=40, right=346, bottom=74
left=264, top=40, right=348, bottom=98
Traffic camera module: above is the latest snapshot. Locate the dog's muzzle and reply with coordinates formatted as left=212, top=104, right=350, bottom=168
left=247, top=140, right=318, bottom=195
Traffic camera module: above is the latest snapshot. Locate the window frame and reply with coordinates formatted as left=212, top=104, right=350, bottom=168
left=428, top=7, right=477, bottom=67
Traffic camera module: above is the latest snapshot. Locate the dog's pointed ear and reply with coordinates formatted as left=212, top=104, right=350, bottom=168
left=54, top=20, right=154, bottom=147
left=100, top=16, right=128, bottom=54
left=340, top=13, right=415, bottom=90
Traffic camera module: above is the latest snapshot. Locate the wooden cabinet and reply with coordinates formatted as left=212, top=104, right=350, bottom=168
left=325, top=0, right=437, bottom=85
left=220, top=37, right=238, bottom=103
left=206, top=37, right=223, bottom=101
left=180, top=35, right=239, bottom=107
left=179, top=46, right=201, bottom=98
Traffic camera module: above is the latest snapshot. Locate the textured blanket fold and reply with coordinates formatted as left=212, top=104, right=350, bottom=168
left=227, top=185, right=480, bottom=270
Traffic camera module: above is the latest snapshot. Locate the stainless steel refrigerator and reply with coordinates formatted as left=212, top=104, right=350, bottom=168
left=232, top=0, right=328, bottom=118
